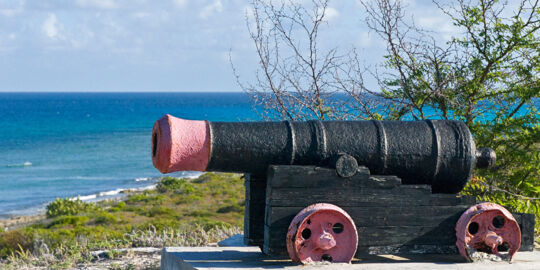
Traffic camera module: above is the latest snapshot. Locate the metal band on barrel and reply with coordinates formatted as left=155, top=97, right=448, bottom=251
left=285, top=120, right=296, bottom=165
left=426, top=120, right=441, bottom=179
left=372, top=120, right=388, bottom=173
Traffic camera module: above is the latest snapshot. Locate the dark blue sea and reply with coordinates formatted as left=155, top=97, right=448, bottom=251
left=0, top=92, right=261, bottom=218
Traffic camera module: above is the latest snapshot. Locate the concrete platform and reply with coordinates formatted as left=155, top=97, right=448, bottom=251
left=161, top=247, right=540, bottom=270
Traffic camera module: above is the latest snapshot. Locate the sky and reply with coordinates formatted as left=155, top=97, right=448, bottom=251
left=0, top=0, right=459, bottom=92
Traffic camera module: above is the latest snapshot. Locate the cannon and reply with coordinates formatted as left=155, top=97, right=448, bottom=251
left=152, top=114, right=496, bottom=193
left=151, top=114, right=534, bottom=263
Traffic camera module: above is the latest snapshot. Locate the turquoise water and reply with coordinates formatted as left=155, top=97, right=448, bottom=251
left=0, top=93, right=260, bottom=217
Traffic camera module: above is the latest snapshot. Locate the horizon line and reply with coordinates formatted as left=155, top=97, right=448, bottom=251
left=0, top=91, right=246, bottom=94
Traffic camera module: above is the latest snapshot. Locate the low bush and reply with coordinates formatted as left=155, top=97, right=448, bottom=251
left=156, top=177, right=195, bottom=194
left=47, top=215, right=90, bottom=228
left=217, top=204, right=243, bottom=214
left=45, top=198, right=96, bottom=218
left=94, top=211, right=121, bottom=225
left=126, top=193, right=164, bottom=204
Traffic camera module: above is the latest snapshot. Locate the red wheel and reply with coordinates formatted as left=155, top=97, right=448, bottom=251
left=456, top=202, right=521, bottom=261
left=286, top=203, right=357, bottom=264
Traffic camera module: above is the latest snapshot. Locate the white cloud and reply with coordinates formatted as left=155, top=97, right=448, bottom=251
left=243, top=5, right=254, bottom=20
left=0, top=9, right=19, bottom=17
left=76, top=0, right=118, bottom=9
left=174, top=0, right=188, bottom=8
left=416, top=15, right=459, bottom=40
left=0, top=0, right=24, bottom=17
left=200, top=0, right=223, bottom=19
left=358, top=31, right=372, bottom=47
left=42, top=14, right=61, bottom=40
left=132, top=12, right=150, bottom=19
left=322, top=7, right=339, bottom=21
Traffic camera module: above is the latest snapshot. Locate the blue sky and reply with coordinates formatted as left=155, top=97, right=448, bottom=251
left=0, top=0, right=457, bottom=92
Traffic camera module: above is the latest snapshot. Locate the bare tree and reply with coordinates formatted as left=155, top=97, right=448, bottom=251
left=232, top=0, right=379, bottom=120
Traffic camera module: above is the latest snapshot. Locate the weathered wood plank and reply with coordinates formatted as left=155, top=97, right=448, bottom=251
left=243, top=174, right=266, bottom=246
left=265, top=205, right=470, bottom=228
left=245, top=201, right=265, bottom=224
left=263, top=224, right=286, bottom=254
left=266, top=222, right=459, bottom=248
left=267, top=165, right=407, bottom=189
left=355, top=245, right=458, bottom=255
left=262, top=243, right=288, bottom=256
left=245, top=173, right=266, bottom=182
left=266, top=189, right=471, bottom=207
left=514, top=212, right=535, bottom=251
left=268, top=165, right=369, bottom=188
left=263, top=244, right=461, bottom=256
left=245, top=181, right=266, bottom=201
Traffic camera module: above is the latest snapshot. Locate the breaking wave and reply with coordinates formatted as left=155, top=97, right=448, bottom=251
left=6, top=161, right=33, bottom=168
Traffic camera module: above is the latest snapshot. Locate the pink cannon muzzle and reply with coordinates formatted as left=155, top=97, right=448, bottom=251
left=152, top=114, right=211, bottom=173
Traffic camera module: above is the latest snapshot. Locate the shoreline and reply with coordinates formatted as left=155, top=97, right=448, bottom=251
left=0, top=183, right=158, bottom=232
left=0, top=172, right=203, bottom=231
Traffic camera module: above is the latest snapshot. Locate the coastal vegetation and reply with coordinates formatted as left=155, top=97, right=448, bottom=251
left=0, top=173, right=244, bottom=269
left=236, top=0, right=539, bottom=235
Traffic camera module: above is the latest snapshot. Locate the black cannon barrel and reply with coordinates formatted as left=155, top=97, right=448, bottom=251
left=152, top=115, right=495, bottom=193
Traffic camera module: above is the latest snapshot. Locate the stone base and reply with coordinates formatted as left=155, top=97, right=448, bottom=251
left=161, top=246, right=540, bottom=270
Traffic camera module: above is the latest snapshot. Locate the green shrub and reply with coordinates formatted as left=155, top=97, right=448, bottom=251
left=0, top=230, right=32, bottom=257
left=138, top=219, right=181, bottom=231
left=95, top=211, right=121, bottom=225
left=187, top=210, right=213, bottom=217
left=175, top=194, right=203, bottom=204
left=192, top=219, right=232, bottom=231
left=46, top=198, right=95, bottom=218
left=145, top=206, right=176, bottom=217
left=48, top=215, right=90, bottom=228
left=109, top=201, right=126, bottom=212
left=217, top=204, right=243, bottom=214
left=126, top=193, right=164, bottom=203
left=116, top=201, right=126, bottom=208
left=156, top=177, right=195, bottom=194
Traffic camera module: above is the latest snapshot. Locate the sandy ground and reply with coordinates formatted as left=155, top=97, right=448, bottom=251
left=1, top=247, right=162, bottom=270
left=0, top=214, right=47, bottom=232
left=78, top=248, right=162, bottom=270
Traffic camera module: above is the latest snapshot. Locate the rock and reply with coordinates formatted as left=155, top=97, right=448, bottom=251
left=218, top=234, right=245, bottom=247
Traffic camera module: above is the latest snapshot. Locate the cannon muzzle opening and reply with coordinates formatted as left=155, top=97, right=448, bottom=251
left=151, top=114, right=210, bottom=173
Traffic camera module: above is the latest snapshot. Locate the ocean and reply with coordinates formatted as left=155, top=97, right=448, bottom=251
left=1, top=92, right=536, bottom=218
left=0, top=92, right=261, bottom=218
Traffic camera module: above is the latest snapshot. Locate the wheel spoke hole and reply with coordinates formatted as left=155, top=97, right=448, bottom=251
left=152, top=132, right=158, bottom=157
left=301, top=228, right=311, bottom=240
left=497, top=242, right=509, bottom=252
left=468, top=222, right=479, bottom=235
left=321, top=254, right=333, bottom=262
left=307, top=219, right=311, bottom=225
left=332, top=223, right=344, bottom=234
left=492, top=216, right=505, bottom=228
